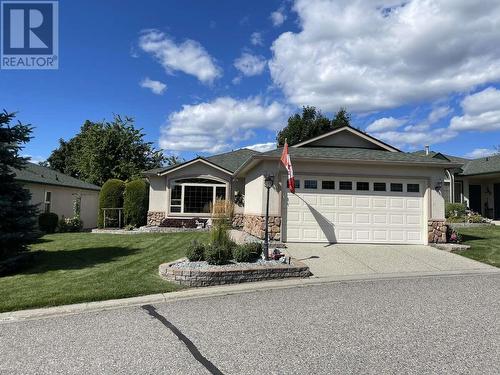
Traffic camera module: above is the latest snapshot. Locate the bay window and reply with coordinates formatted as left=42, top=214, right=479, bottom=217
left=169, top=178, right=227, bottom=214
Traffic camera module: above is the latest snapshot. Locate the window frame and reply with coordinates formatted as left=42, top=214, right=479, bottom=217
left=373, top=182, right=386, bottom=192
left=339, top=181, right=353, bottom=191
left=321, top=180, right=335, bottom=190
left=356, top=181, right=370, bottom=191
left=44, top=191, right=52, bottom=213
left=454, top=181, right=463, bottom=203
left=390, top=183, right=403, bottom=192
left=169, top=179, right=227, bottom=215
left=407, top=183, right=420, bottom=193
left=304, top=179, right=318, bottom=189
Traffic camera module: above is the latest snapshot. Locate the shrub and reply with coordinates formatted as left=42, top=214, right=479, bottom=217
left=468, top=214, right=484, bottom=223
left=445, top=203, right=466, bottom=218
left=186, top=240, right=206, bottom=261
left=98, top=179, right=125, bottom=228
left=123, top=179, right=149, bottom=228
left=38, top=212, right=59, bottom=233
left=233, top=243, right=263, bottom=262
left=204, top=243, right=232, bottom=265
left=58, top=216, right=83, bottom=233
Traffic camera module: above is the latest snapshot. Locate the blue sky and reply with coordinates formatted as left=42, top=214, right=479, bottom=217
left=2, top=0, right=500, bottom=163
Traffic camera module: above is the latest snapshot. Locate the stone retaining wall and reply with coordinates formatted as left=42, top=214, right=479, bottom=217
left=159, top=260, right=310, bottom=287
left=428, top=220, right=447, bottom=243
left=243, top=214, right=281, bottom=241
left=232, top=213, right=244, bottom=228
left=147, top=211, right=165, bottom=226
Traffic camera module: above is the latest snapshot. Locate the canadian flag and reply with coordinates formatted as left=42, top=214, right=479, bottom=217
left=280, top=141, right=295, bottom=193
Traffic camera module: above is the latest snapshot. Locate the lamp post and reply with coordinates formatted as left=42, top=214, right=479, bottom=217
left=263, top=174, right=274, bottom=260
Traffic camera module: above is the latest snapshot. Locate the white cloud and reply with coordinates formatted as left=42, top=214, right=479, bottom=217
left=366, top=117, right=404, bottom=132
left=250, top=32, right=263, bottom=46
left=269, top=0, right=500, bottom=112
left=373, top=128, right=457, bottom=149
left=140, top=77, right=167, bottom=95
left=23, top=155, right=46, bottom=164
left=139, top=30, right=221, bottom=84
left=159, top=97, right=289, bottom=153
left=450, top=87, right=500, bottom=131
left=234, top=53, right=267, bottom=77
left=270, top=8, right=287, bottom=27
left=245, top=142, right=276, bottom=152
left=464, top=148, right=498, bottom=159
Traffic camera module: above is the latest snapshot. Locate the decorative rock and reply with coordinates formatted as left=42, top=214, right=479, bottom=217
left=428, top=220, right=447, bottom=243
left=243, top=214, right=281, bottom=241
left=147, top=211, right=165, bottom=226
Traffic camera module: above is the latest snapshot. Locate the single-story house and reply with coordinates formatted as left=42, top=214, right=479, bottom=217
left=145, top=126, right=461, bottom=245
left=412, top=149, right=500, bottom=219
left=13, top=162, right=100, bottom=228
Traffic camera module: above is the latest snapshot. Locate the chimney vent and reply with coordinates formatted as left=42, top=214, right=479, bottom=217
left=425, top=145, right=430, bottom=155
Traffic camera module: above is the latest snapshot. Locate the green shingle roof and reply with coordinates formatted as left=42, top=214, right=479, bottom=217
left=143, top=148, right=261, bottom=175
left=410, top=150, right=470, bottom=164
left=12, top=162, right=100, bottom=191
left=260, top=147, right=459, bottom=165
left=461, top=154, right=500, bottom=176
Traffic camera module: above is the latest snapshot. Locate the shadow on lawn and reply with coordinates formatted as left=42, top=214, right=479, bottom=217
left=459, top=233, right=486, bottom=242
left=19, top=246, right=138, bottom=274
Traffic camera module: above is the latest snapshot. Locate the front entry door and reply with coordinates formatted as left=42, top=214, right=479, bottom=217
left=469, top=185, right=482, bottom=214
left=494, top=184, right=500, bottom=219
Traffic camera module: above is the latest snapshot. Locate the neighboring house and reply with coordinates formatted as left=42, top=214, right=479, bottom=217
left=145, top=126, right=460, bottom=245
left=13, top=162, right=100, bottom=228
left=412, top=149, right=500, bottom=220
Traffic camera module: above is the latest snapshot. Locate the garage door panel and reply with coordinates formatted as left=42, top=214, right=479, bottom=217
left=285, top=177, right=425, bottom=244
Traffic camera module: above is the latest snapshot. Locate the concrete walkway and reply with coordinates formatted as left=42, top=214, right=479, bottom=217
left=285, top=243, right=497, bottom=278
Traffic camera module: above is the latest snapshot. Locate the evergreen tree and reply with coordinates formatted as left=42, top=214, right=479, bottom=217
left=0, top=111, right=39, bottom=260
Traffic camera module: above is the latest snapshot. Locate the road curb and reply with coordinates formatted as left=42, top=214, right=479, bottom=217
left=1, top=268, right=499, bottom=323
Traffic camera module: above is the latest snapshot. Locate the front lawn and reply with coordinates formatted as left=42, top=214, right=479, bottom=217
left=455, top=225, right=500, bottom=268
left=0, top=232, right=207, bottom=313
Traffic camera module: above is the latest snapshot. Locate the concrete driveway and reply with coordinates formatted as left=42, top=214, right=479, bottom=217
left=285, top=243, right=499, bottom=278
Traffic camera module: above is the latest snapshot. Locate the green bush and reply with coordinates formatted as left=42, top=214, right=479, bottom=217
left=58, top=216, right=83, bottom=233
left=468, top=214, right=484, bottom=223
left=38, top=212, right=58, bottom=233
left=98, top=179, right=125, bottom=228
left=204, top=243, right=232, bottom=265
left=123, top=179, right=149, bottom=228
left=186, top=240, right=206, bottom=261
left=233, top=243, right=263, bottom=262
left=445, top=203, right=466, bottom=218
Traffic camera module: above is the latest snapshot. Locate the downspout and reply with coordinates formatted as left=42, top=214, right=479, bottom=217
left=445, top=169, right=454, bottom=203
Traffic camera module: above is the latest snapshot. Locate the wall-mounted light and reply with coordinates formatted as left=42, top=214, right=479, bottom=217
left=435, top=179, right=443, bottom=192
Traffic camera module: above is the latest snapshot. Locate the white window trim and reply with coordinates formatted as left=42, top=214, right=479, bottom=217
left=169, top=180, right=228, bottom=215
left=44, top=190, right=52, bottom=213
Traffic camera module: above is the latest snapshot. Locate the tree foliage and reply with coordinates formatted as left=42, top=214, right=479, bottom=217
left=47, top=115, right=166, bottom=186
left=0, top=111, right=39, bottom=259
left=123, top=179, right=149, bottom=227
left=98, top=179, right=125, bottom=228
left=277, top=106, right=352, bottom=146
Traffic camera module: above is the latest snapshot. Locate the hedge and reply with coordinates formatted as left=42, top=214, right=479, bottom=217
left=123, top=179, right=149, bottom=227
left=445, top=203, right=466, bottom=218
left=98, top=179, right=125, bottom=228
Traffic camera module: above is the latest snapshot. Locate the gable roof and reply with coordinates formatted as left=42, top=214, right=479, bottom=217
left=12, top=162, right=100, bottom=191
left=143, top=148, right=260, bottom=176
left=291, top=126, right=401, bottom=152
left=460, top=154, right=500, bottom=176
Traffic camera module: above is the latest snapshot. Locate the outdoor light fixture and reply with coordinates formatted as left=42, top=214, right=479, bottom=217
left=435, top=179, right=443, bottom=192
left=263, top=174, right=274, bottom=260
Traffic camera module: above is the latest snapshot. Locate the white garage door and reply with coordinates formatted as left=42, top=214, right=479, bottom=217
left=284, top=176, right=425, bottom=244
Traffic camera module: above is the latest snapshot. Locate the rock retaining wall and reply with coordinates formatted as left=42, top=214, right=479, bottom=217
left=243, top=214, right=281, bottom=241
left=428, top=220, right=447, bottom=243
left=159, top=260, right=311, bottom=287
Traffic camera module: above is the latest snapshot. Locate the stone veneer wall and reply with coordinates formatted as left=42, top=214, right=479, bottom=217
left=147, top=211, right=166, bottom=226
left=243, top=214, right=281, bottom=241
left=232, top=213, right=244, bottom=228
left=428, top=220, right=447, bottom=243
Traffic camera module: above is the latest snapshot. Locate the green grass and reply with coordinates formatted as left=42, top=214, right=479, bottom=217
left=0, top=232, right=207, bottom=313
left=455, top=226, right=500, bottom=268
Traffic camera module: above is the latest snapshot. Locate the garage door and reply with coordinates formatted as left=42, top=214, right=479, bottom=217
left=284, top=177, right=425, bottom=244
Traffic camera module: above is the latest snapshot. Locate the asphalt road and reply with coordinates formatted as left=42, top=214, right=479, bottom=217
left=1, top=274, right=499, bottom=374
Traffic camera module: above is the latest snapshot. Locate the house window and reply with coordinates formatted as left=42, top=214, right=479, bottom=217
left=454, top=181, right=463, bottom=203
left=322, top=180, right=335, bottom=190
left=390, top=183, right=403, bottom=192
left=288, top=179, right=300, bottom=189
left=304, top=180, right=318, bottom=189
left=407, top=184, right=420, bottom=193
left=356, top=182, right=369, bottom=191
left=170, top=178, right=226, bottom=214
left=44, top=191, right=52, bottom=213
left=374, top=182, right=386, bottom=192
left=339, top=181, right=352, bottom=190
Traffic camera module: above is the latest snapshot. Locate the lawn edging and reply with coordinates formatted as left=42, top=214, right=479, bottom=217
left=159, top=258, right=312, bottom=287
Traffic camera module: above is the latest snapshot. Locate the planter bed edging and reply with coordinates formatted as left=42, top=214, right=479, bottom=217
left=159, top=258, right=311, bottom=287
